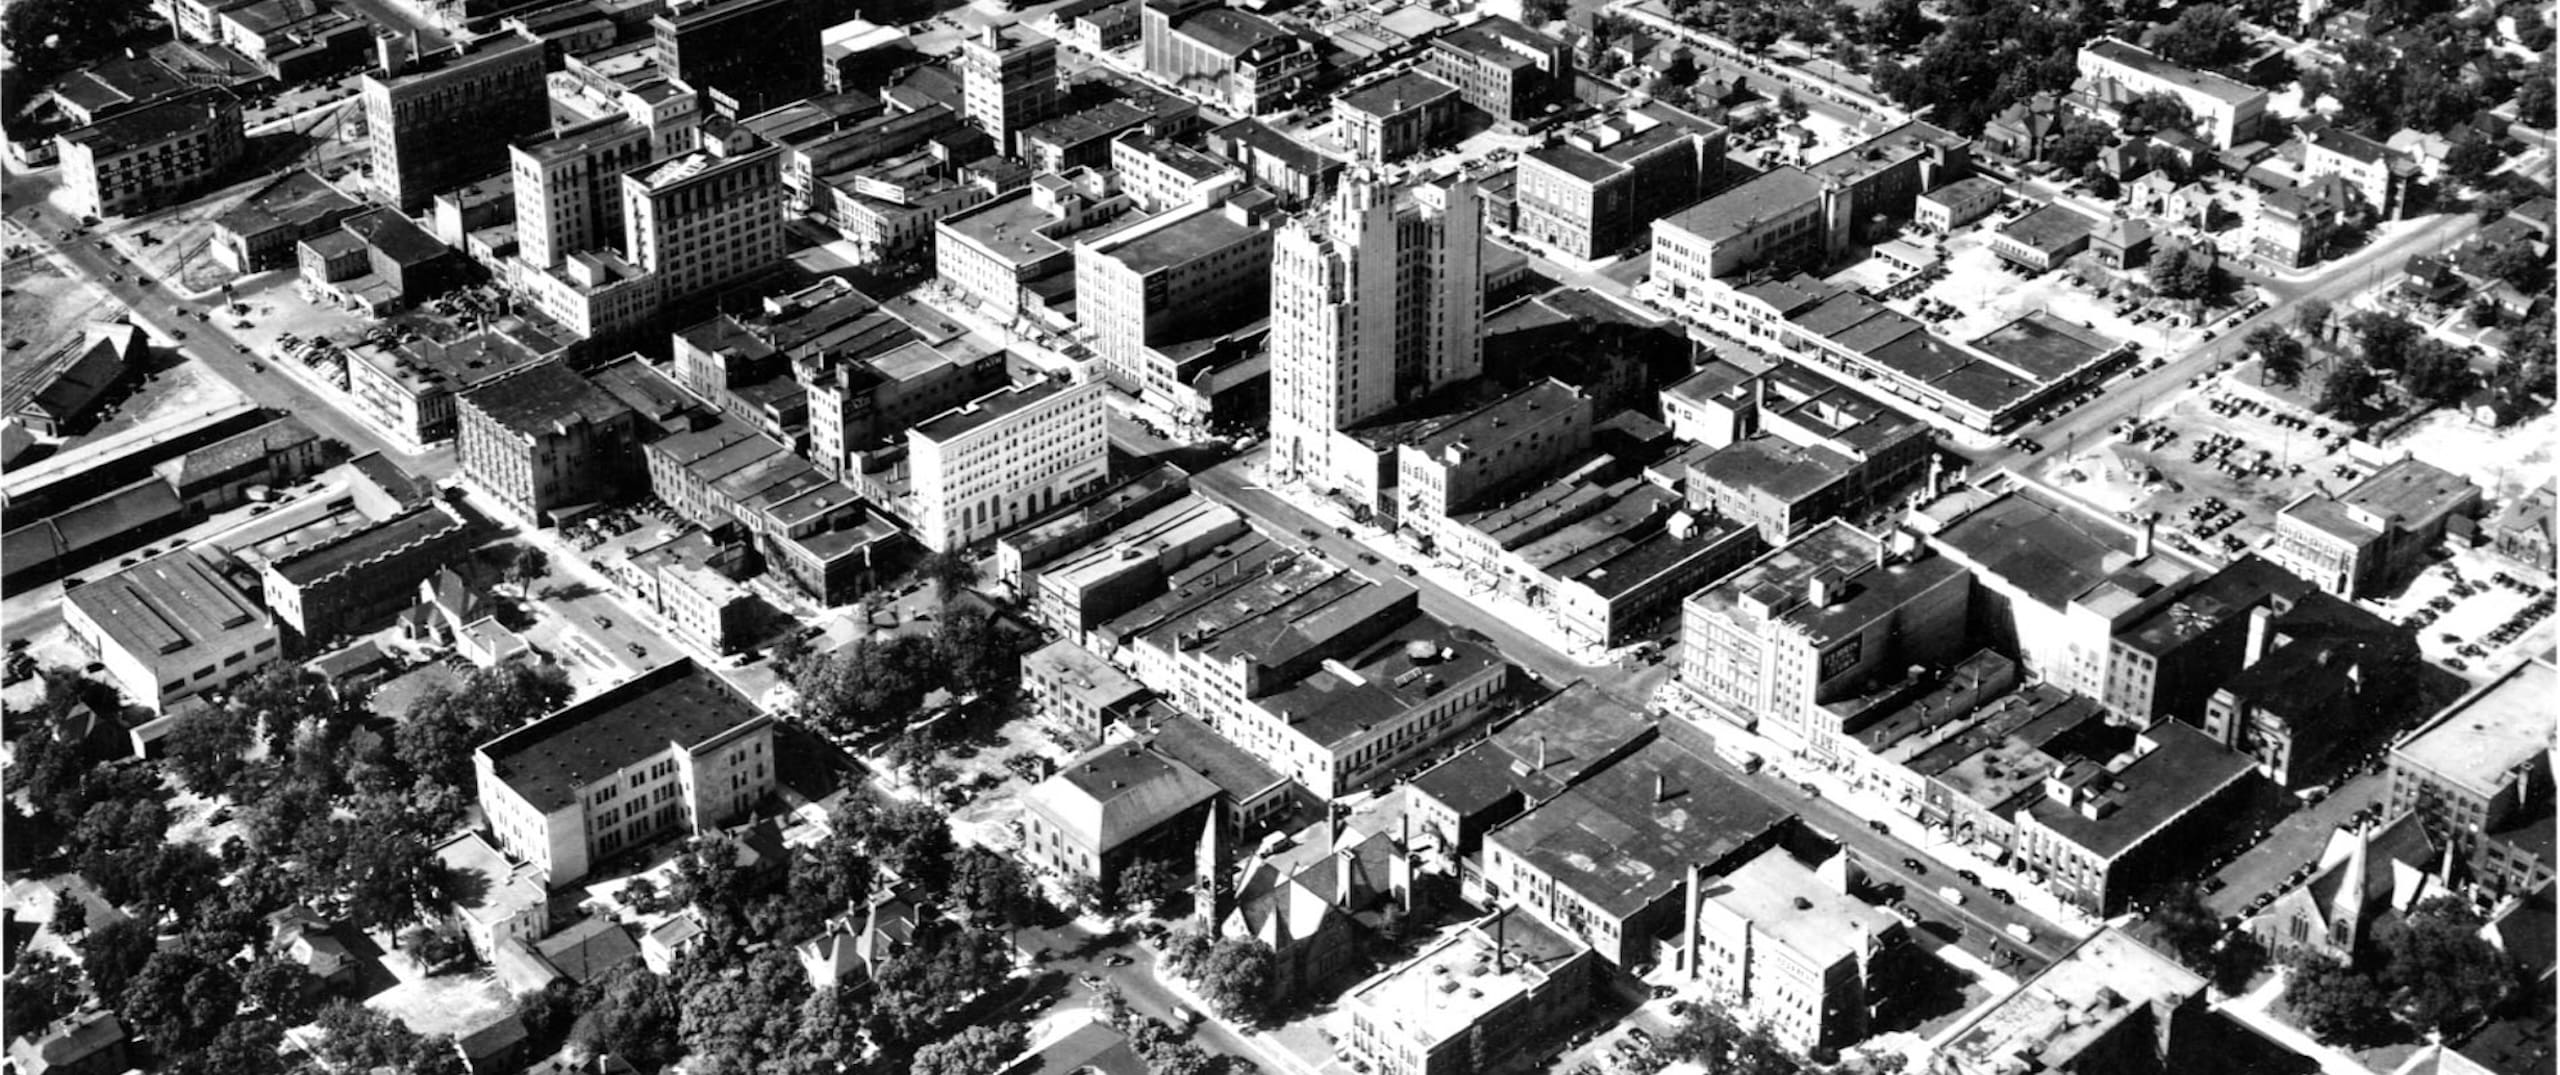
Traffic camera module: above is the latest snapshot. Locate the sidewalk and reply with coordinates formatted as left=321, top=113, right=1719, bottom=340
left=1699, top=716, right=2107, bottom=942
left=1146, top=964, right=1334, bottom=1075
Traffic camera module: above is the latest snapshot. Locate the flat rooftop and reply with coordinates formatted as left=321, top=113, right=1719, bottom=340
left=461, top=361, right=630, bottom=437
left=910, top=378, right=1071, bottom=444
left=1023, top=740, right=1219, bottom=852
left=2335, top=456, right=2480, bottom=527
left=2082, top=37, right=2262, bottom=106
left=1660, top=167, right=1822, bottom=244
left=1250, top=613, right=1507, bottom=752
left=270, top=503, right=463, bottom=586
left=1941, top=926, right=2205, bottom=1075
left=2394, top=659, right=2555, bottom=801
left=1096, top=204, right=1263, bottom=276
left=215, top=168, right=357, bottom=237
left=1339, top=71, right=1459, bottom=118
left=1997, top=204, right=2097, bottom=253
left=478, top=660, right=766, bottom=813
left=58, top=87, right=235, bottom=152
left=1413, top=379, right=1584, bottom=456
left=2022, top=722, right=2255, bottom=860
left=1350, top=907, right=1583, bottom=1047
left=1692, top=436, right=1855, bottom=503
left=65, top=548, right=268, bottom=672
left=1488, top=735, right=1792, bottom=918
left=1148, top=710, right=1286, bottom=805
left=1687, top=518, right=1883, bottom=627
left=1707, top=845, right=1900, bottom=967
left=2117, top=555, right=2315, bottom=657
left=1967, top=312, right=2117, bottom=383
left=1930, top=487, right=2166, bottom=611
left=1412, top=681, right=1652, bottom=817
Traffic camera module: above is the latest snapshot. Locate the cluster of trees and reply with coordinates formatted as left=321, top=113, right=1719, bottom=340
left=789, top=571, right=1026, bottom=743
left=2146, top=4, right=2251, bottom=71
left=1869, top=0, right=2095, bottom=135
left=2309, top=310, right=2490, bottom=417
left=1160, top=925, right=1277, bottom=1025
left=2305, top=14, right=2541, bottom=136
left=1092, top=983, right=1230, bottom=1075
left=0, top=658, right=578, bottom=1073
left=2136, top=885, right=2271, bottom=995
left=1, top=0, right=148, bottom=113
left=2282, top=897, right=2520, bottom=1046
left=1658, top=1000, right=1907, bottom=1074
left=574, top=793, right=1050, bottom=1072
left=2148, top=242, right=2225, bottom=302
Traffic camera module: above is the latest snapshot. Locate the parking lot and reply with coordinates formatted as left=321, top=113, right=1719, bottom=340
left=2366, top=551, right=2555, bottom=678
left=1896, top=218, right=2225, bottom=365
left=2036, top=373, right=2361, bottom=564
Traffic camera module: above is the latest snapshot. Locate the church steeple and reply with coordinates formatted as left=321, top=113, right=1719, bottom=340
left=1195, top=797, right=1227, bottom=926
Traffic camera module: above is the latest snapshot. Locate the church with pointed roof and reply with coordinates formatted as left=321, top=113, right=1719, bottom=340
left=2247, top=812, right=2452, bottom=966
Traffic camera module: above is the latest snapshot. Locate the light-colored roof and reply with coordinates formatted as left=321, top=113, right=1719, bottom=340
left=1704, top=847, right=1898, bottom=968
left=2393, top=659, right=2554, bottom=799
left=1019, top=741, right=1219, bottom=853
left=1940, top=927, right=2204, bottom=1075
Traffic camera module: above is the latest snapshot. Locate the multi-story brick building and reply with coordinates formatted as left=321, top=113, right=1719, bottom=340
left=906, top=376, right=1110, bottom=551
left=1073, top=199, right=1272, bottom=397
left=58, top=88, right=245, bottom=219
left=1515, top=104, right=1720, bottom=260
left=1333, top=72, right=1460, bottom=165
left=2267, top=455, right=2482, bottom=600
left=956, top=23, right=1060, bottom=154
left=511, top=115, right=656, bottom=271
left=2389, top=659, right=2556, bottom=903
left=1420, top=16, right=1569, bottom=125
left=622, top=148, right=783, bottom=306
left=455, top=360, right=642, bottom=527
left=651, top=0, right=822, bottom=117
left=361, top=36, right=548, bottom=210
left=477, top=661, right=776, bottom=887
left=262, top=502, right=473, bottom=643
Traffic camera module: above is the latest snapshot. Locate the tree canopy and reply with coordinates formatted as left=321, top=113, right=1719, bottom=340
left=2147, top=5, right=2249, bottom=70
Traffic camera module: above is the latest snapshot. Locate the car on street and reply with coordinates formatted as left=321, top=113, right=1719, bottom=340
left=1867, top=819, right=1890, bottom=834
left=596, top=615, right=613, bottom=629
left=1902, top=857, right=1925, bottom=873
left=1989, top=889, right=2014, bottom=905
left=1956, top=869, right=1982, bottom=885
left=627, top=643, right=648, bottom=659
left=1104, top=953, right=1133, bottom=967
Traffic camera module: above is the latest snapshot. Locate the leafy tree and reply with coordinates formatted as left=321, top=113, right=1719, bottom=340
left=2213, top=932, right=2272, bottom=997
left=771, top=631, right=813, bottom=677
left=674, top=945, right=815, bottom=1072
left=2048, top=119, right=2116, bottom=176
left=239, top=957, right=317, bottom=1025
left=2486, top=242, right=2551, bottom=294
left=2148, top=242, right=2219, bottom=301
left=2347, top=311, right=2423, bottom=372
left=2376, top=897, right=2515, bottom=1034
left=119, top=949, right=240, bottom=1055
left=4, top=951, right=87, bottom=1035
left=79, top=918, right=159, bottom=1004
left=160, top=704, right=256, bottom=794
left=2403, top=340, right=2478, bottom=407
left=1114, top=858, right=1176, bottom=911
left=2295, top=297, right=2334, bottom=341
left=917, top=549, right=981, bottom=599
left=1196, top=938, right=1275, bottom=1023
left=508, top=544, right=551, bottom=597
left=186, top=1017, right=288, bottom=1075
left=2518, top=62, right=2555, bottom=127
left=793, top=634, right=942, bottom=739
left=1864, top=0, right=1933, bottom=49
left=2318, top=358, right=2383, bottom=417
left=571, top=969, right=684, bottom=1069
left=1, top=0, right=150, bottom=82
left=2284, top=958, right=2396, bottom=1046
left=949, top=845, right=1042, bottom=929
left=2249, top=325, right=2307, bottom=387
left=911, top=1021, right=1029, bottom=1075
left=325, top=820, right=445, bottom=932
left=936, top=602, right=1023, bottom=700
left=1144, top=1041, right=1218, bottom=1075
left=868, top=922, right=1012, bottom=1045
left=311, top=1001, right=465, bottom=1073
left=1161, top=921, right=1214, bottom=979
left=132, top=842, right=224, bottom=920
left=2123, top=93, right=2197, bottom=137
left=672, top=832, right=767, bottom=937
left=838, top=797, right=956, bottom=893
left=2443, top=133, right=2504, bottom=188
left=2138, top=885, right=2222, bottom=969
left=2148, top=5, right=2248, bottom=70
left=1520, top=0, right=1566, bottom=25
left=1093, top=981, right=1135, bottom=1030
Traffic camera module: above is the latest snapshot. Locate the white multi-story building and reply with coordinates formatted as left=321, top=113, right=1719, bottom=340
left=1692, top=847, right=1908, bottom=1052
left=2074, top=38, right=2267, bottom=150
left=1268, top=173, right=1485, bottom=492
left=907, top=377, right=1110, bottom=551
left=512, top=115, right=655, bottom=270
left=1073, top=200, right=1272, bottom=398
left=622, top=147, right=783, bottom=305
left=475, top=660, right=775, bottom=888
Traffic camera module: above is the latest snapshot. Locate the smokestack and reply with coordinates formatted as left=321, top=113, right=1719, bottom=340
left=2136, top=517, right=2154, bottom=561
left=1535, top=734, right=1548, bottom=772
left=1683, top=862, right=1703, bottom=980
left=2243, top=606, right=2272, bottom=669
left=1655, top=772, right=1670, bottom=802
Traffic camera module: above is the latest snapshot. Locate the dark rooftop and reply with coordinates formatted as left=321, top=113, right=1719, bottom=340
left=59, top=87, right=237, bottom=153
left=2117, top=556, right=2313, bottom=657
left=1660, top=167, right=1822, bottom=244
left=214, top=169, right=358, bottom=238
left=1411, top=682, right=1653, bottom=816
left=1931, top=487, right=2161, bottom=609
left=478, top=660, right=768, bottom=813
left=1487, top=735, right=1792, bottom=918
left=1997, top=204, right=2098, bottom=254
left=1339, top=71, right=1459, bottom=118
left=2022, top=722, right=2255, bottom=860
left=270, top=503, right=464, bottom=586
left=461, top=361, right=632, bottom=437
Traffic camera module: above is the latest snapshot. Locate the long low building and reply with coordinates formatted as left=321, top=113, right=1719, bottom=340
left=64, top=547, right=280, bottom=715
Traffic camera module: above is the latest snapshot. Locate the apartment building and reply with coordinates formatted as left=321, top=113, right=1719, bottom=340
left=1516, top=104, right=1720, bottom=260
left=2074, top=37, right=2267, bottom=150
left=651, top=0, right=822, bottom=117
left=1420, top=16, right=1569, bottom=125
left=516, top=250, right=663, bottom=357
left=512, top=115, right=656, bottom=271
left=621, top=148, right=784, bottom=306
left=64, top=548, right=279, bottom=715
left=2388, top=659, right=2557, bottom=903
left=57, top=88, right=246, bottom=219
left=1074, top=200, right=1273, bottom=397
left=2266, top=456, right=2482, bottom=599
left=934, top=174, right=1133, bottom=325
left=342, top=323, right=558, bottom=446
left=1677, top=520, right=1972, bottom=754
left=957, top=24, right=1061, bottom=154
left=2302, top=129, right=2409, bottom=219
left=476, top=660, right=775, bottom=888
left=907, top=377, right=1110, bottom=551
left=1269, top=175, right=1485, bottom=493
left=361, top=36, right=548, bottom=210
left=2012, top=723, right=2258, bottom=914
left=804, top=342, right=1011, bottom=482
left=455, top=360, right=643, bottom=527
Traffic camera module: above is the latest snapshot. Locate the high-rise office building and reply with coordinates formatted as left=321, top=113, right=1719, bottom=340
left=361, top=35, right=549, bottom=210
left=1267, top=172, right=1484, bottom=488
left=513, top=116, right=657, bottom=270
left=622, top=147, right=783, bottom=305
left=957, top=24, right=1060, bottom=156
left=652, top=0, right=822, bottom=118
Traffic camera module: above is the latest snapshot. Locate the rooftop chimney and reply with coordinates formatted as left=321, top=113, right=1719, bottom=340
left=1534, top=734, right=1548, bottom=772
left=1682, top=862, right=1703, bottom=980
left=1654, top=772, right=1671, bottom=803
left=2136, top=517, right=2154, bottom=561
left=2243, top=606, right=2272, bottom=669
